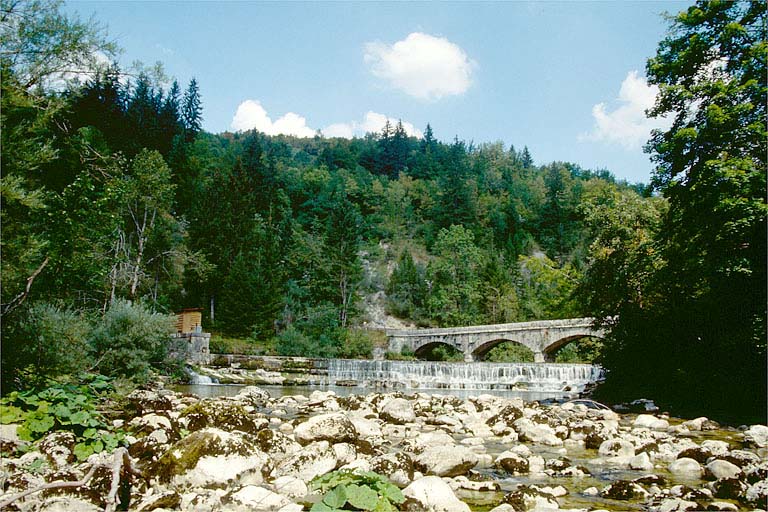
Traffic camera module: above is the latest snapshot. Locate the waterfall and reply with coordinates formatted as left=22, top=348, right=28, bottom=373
left=326, top=360, right=604, bottom=392
left=187, top=367, right=218, bottom=385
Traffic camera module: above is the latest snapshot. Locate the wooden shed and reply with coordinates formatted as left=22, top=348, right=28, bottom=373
left=176, top=308, right=203, bottom=334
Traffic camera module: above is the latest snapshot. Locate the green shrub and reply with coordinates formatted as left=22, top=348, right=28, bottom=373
left=338, top=329, right=373, bottom=359
left=385, top=346, right=415, bottom=361
left=310, top=470, right=405, bottom=512
left=89, top=300, right=177, bottom=382
left=484, top=342, right=535, bottom=362
left=0, top=374, right=127, bottom=460
left=418, top=344, right=464, bottom=362
left=552, top=337, right=603, bottom=363
left=274, top=326, right=341, bottom=358
left=0, top=302, right=92, bottom=390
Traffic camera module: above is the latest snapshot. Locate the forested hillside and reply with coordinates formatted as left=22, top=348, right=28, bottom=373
left=2, top=0, right=764, bottom=422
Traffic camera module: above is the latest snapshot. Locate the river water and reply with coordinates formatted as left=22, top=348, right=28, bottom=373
left=174, top=383, right=582, bottom=402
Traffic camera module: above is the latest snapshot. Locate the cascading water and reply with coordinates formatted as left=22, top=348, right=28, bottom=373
left=186, top=367, right=217, bottom=385
left=326, top=360, right=604, bottom=392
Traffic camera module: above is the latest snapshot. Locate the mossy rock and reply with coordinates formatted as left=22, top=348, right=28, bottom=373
left=125, top=389, right=173, bottom=416
left=503, top=485, right=558, bottom=510
left=254, top=429, right=301, bottom=460
left=150, top=428, right=259, bottom=483
left=209, top=355, right=232, bottom=367
left=486, top=404, right=524, bottom=427
left=599, top=480, right=648, bottom=501
left=181, top=399, right=269, bottom=433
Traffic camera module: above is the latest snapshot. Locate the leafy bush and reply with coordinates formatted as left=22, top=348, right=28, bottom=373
left=418, top=344, right=464, bottom=362
left=0, top=374, right=127, bottom=461
left=89, top=300, right=177, bottom=382
left=485, top=342, right=535, bottom=363
left=310, top=470, right=405, bottom=512
left=0, top=302, right=92, bottom=390
left=385, top=347, right=415, bottom=361
left=275, top=304, right=347, bottom=358
left=338, top=329, right=373, bottom=359
left=552, top=337, right=603, bottom=363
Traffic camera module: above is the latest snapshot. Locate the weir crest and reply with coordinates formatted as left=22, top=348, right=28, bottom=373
left=326, top=359, right=604, bottom=392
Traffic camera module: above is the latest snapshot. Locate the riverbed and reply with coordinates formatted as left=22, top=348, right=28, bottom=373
left=2, top=384, right=765, bottom=512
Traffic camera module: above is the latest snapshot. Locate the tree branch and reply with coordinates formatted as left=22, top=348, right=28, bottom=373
left=1, top=256, right=49, bottom=316
left=0, top=448, right=143, bottom=511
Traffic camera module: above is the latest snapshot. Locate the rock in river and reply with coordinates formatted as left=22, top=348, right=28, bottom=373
left=402, top=476, right=470, bottom=512
left=293, top=412, right=358, bottom=445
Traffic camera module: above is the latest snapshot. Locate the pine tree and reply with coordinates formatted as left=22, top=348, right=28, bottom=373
left=520, top=146, right=533, bottom=168
left=182, top=78, right=203, bottom=141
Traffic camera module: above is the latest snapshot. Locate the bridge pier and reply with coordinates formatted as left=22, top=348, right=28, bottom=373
left=463, top=352, right=473, bottom=362
left=533, top=351, right=545, bottom=363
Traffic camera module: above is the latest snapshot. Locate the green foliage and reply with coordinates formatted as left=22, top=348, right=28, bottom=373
left=1, top=300, right=184, bottom=392
left=385, top=346, right=416, bottom=361
left=208, top=334, right=262, bottom=355
left=0, top=374, right=127, bottom=461
left=417, top=344, right=464, bottom=362
left=552, top=338, right=604, bottom=364
left=385, top=250, right=427, bottom=321
left=310, top=470, right=405, bottom=512
left=89, top=300, right=178, bottom=382
left=484, top=342, right=535, bottom=363
left=339, top=329, right=374, bottom=359
left=426, top=225, right=485, bottom=326
left=0, top=0, right=117, bottom=90
left=517, top=255, right=579, bottom=320
left=588, top=0, right=767, bottom=422
left=1, top=302, right=91, bottom=389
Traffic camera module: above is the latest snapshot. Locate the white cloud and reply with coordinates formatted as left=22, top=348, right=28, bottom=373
left=364, top=32, right=474, bottom=101
left=47, top=50, right=115, bottom=89
left=231, top=99, right=315, bottom=137
left=581, top=70, right=671, bottom=150
left=323, top=111, right=421, bottom=139
left=231, top=101, right=421, bottom=140
left=323, top=122, right=355, bottom=138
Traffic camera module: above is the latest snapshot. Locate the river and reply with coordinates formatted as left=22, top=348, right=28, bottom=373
left=174, top=383, right=585, bottom=402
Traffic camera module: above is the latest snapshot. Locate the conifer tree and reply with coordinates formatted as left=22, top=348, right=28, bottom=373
left=182, top=78, right=202, bottom=141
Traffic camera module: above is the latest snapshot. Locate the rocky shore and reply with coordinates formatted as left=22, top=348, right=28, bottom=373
left=1, top=386, right=766, bottom=512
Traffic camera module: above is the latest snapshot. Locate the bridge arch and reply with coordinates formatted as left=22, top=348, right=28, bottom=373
left=414, top=341, right=463, bottom=361
left=543, top=334, right=605, bottom=363
left=472, top=338, right=535, bottom=362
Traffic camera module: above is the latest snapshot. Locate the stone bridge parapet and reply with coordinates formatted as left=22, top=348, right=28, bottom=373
left=386, top=318, right=604, bottom=362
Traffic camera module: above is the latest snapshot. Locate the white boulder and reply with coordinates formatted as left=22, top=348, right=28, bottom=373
left=402, top=476, right=470, bottom=512
left=415, top=445, right=478, bottom=477
left=668, top=458, right=702, bottom=477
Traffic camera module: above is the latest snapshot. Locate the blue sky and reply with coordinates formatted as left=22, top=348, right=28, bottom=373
left=65, top=1, right=689, bottom=183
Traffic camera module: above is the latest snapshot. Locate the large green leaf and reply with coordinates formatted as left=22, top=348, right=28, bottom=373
left=373, top=497, right=396, bottom=512
left=346, top=484, right=379, bottom=511
left=310, top=502, right=335, bottom=512
left=378, top=483, right=405, bottom=504
left=51, top=403, right=72, bottom=421
left=0, top=405, right=25, bottom=424
left=73, top=442, right=94, bottom=461
left=322, top=485, right=347, bottom=510
left=26, top=413, right=55, bottom=433
left=16, top=424, right=33, bottom=441
left=69, top=410, right=91, bottom=426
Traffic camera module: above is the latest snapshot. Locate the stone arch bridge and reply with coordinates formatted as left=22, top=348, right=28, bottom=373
left=386, top=318, right=604, bottom=363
